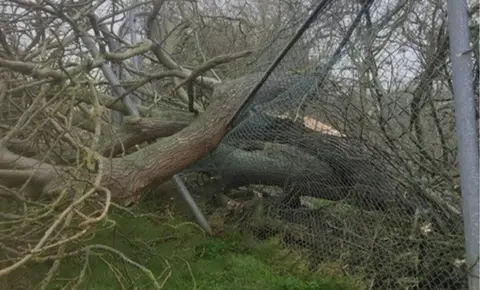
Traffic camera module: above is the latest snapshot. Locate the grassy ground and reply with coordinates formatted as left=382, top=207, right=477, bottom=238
left=4, top=193, right=363, bottom=290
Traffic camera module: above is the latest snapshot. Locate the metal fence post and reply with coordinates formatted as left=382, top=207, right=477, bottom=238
left=445, top=0, right=480, bottom=289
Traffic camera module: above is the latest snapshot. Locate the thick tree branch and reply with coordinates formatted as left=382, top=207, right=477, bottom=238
left=100, top=116, right=191, bottom=157
left=101, top=40, right=153, bottom=62
left=172, top=49, right=254, bottom=92
left=90, top=76, right=253, bottom=202
left=74, top=86, right=195, bottom=120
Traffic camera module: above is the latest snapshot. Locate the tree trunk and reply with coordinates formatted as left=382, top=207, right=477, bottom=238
left=38, top=75, right=259, bottom=203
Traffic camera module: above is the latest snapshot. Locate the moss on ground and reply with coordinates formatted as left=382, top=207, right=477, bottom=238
left=4, top=201, right=363, bottom=290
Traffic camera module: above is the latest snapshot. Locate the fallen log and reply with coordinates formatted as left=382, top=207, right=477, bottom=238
left=190, top=139, right=414, bottom=213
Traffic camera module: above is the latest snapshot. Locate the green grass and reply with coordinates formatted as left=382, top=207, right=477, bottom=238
left=7, top=203, right=362, bottom=290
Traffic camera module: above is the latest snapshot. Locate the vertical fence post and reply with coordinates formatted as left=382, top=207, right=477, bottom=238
left=445, top=0, right=480, bottom=289
left=127, top=10, right=142, bottom=107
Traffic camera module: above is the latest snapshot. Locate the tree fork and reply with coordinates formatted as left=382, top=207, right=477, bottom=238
left=36, top=78, right=250, bottom=205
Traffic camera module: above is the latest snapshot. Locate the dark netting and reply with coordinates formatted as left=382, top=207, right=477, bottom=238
left=183, top=1, right=468, bottom=289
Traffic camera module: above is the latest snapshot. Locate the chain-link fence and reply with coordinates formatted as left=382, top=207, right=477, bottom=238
left=181, top=1, right=479, bottom=289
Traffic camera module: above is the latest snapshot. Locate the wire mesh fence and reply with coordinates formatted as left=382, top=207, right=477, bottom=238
left=182, top=1, right=478, bottom=289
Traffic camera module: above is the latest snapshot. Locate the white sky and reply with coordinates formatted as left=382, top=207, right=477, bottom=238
left=0, top=0, right=474, bottom=94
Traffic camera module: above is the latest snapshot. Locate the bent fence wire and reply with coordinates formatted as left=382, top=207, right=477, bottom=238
left=182, top=1, right=479, bottom=289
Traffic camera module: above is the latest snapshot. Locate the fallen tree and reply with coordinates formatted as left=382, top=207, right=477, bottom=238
left=0, top=74, right=252, bottom=204
left=0, top=1, right=472, bottom=289
left=0, top=66, right=351, bottom=207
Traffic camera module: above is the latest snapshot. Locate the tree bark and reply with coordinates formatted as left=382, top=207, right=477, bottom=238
left=100, top=116, right=192, bottom=157
left=38, top=75, right=262, bottom=203
left=190, top=141, right=414, bottom=213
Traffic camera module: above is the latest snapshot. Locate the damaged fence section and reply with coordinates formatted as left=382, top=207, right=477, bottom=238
left=185, top=1, right=480, bottom=289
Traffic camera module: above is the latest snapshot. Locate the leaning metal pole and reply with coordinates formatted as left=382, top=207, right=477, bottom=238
left=123, top=9, right=212, bottom=234
left=445, top=0, right=480, bottom=289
